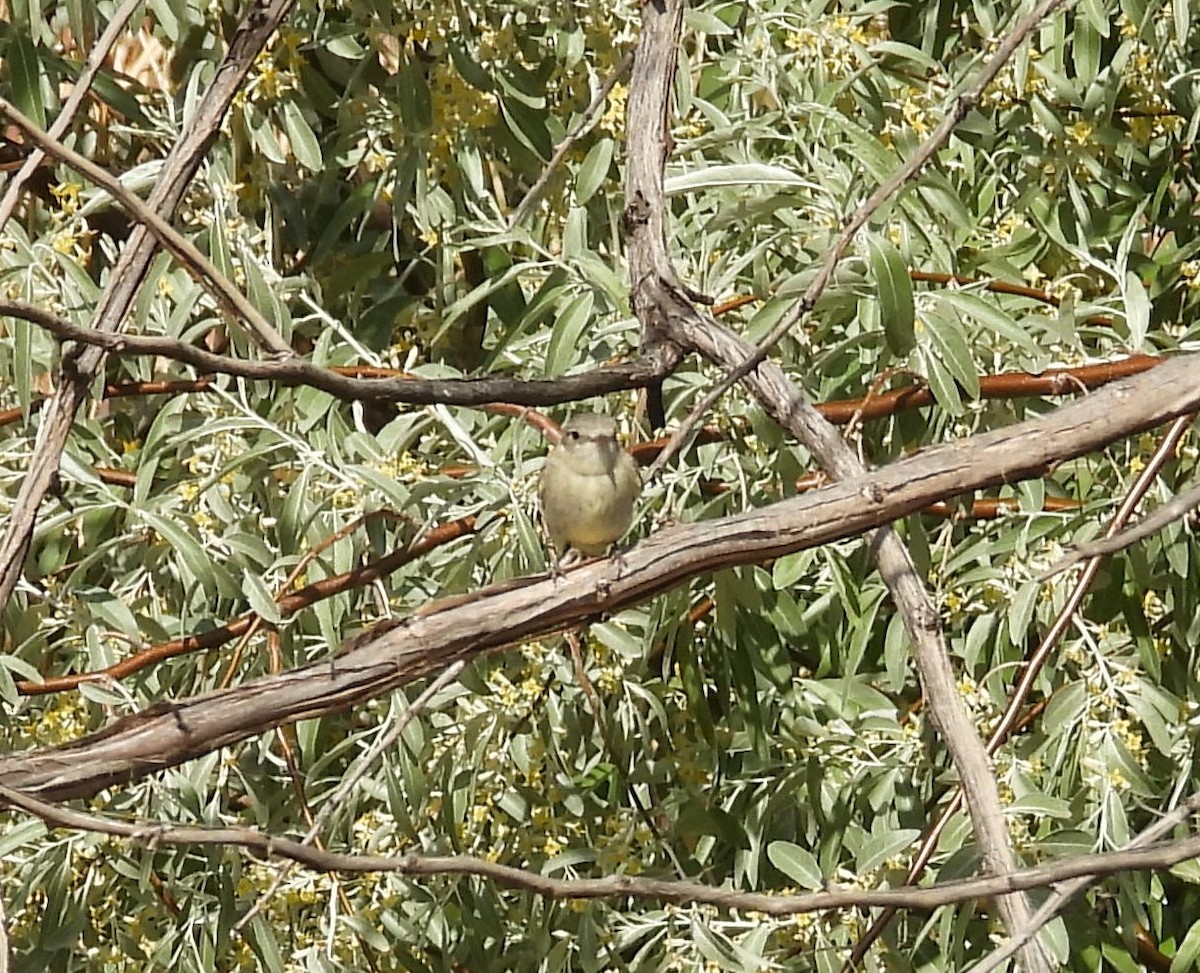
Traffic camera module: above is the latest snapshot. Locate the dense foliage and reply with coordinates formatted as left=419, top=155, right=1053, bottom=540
left=3, top=0, right=1200, bottom=969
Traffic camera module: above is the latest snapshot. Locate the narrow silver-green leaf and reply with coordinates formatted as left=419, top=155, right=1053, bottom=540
left=921, top=308, right=979, bottom=398
left=918, top=345, right=962, bottom=415
left=855, top=829, right=921, bottom=874
left=767, top=841, right=823, bottom=890
left=1124, top=271, right=1150, bottom=350
left=242, top=572, right=283, bottom=626
left=866, top=234, right=916, bottom=356
left=664, top=162, right=813, bottom=195
left=935, top=289, right=1040, bottom=355
left=138, top=509, right=220, bottom=598
left=575, top=138, right=614, bottom=205
left=282, top=99, right=323, bottom=171
left=544, top=290, right=594, bottom=376
left=8, top=32, right=46, bottom=129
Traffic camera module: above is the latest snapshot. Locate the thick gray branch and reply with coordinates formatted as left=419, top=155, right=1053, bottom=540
left=1, top=347, right=1198, bottom=801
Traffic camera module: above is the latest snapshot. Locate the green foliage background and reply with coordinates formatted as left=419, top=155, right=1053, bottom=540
left=3, top=0, right=1200, bottom=969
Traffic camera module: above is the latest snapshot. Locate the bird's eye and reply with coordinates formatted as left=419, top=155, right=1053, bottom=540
left=567, top=430, right=580, bottom=440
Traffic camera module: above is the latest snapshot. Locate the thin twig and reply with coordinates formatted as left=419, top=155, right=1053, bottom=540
left=565, top=629, right=606, bottom=734
left=0, top=96, right=291, bottom=355
left=0, top=300, right=673, bottom=408
left=967, top=790, right=1200, bottom=973
left=1042, top=475, right=1200, bottom=577
left=233, top=659, right=467, bottom=933
left=0, top=0, right=143, bottom=235
left=648, top=0, right=1074, bottom=478
left=2, top=779, right=1200, bottom=918
left=509, top=52, right=633, bottom=228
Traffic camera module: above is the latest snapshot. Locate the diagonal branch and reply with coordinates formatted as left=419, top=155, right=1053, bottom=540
left=0, top=95, right=291, bottom=356
left=2, top=347, right=1199, bottom=802
left=0, top=0, right=297, bottom=616
left=620, top=2, right=1072, bottom=969
left=510, top=52, right=634, bottom=228
left=844, top=412, right=1198, bottom=968
left=653, top=0, right=1073, bottom=472
left=0, top=0, right=144, bottom=234
left=678, top=306, right=1052, bottom=970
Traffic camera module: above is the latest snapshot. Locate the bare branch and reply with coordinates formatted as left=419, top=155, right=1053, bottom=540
left=509, top=52, right=634, bottom=228
left=0, top=300, right=679, bottom=408
left=653, top=0, right=1073, bottom=473
left=0, top=0, right=143, bottom=234
left=4, top=297, right=1152, bottom=418
left=2, top=781, right=1199, bottom=919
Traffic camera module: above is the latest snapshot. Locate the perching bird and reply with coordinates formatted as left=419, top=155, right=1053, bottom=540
left=539, top=413, right=641, bottom=560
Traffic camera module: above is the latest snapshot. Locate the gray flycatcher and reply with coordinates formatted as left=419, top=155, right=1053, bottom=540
left=539, top=413, right=641, bottom=560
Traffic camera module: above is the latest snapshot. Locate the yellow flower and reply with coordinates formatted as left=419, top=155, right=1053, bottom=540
left=51, top=230, right=78, bottom=254
left=49, top=181, right=82, bottom=215
left=1066, top=121, right=1093, bottom=145
left=600, top=82, right=628, bottom=133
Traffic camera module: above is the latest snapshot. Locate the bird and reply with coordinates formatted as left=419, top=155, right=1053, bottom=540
left=539, top=413, right=642, bottom=561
